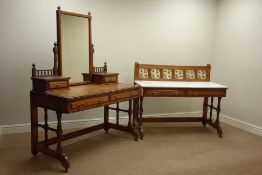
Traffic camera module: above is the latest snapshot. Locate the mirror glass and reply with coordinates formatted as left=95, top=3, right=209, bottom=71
left=61, top=14, right=89, bottom=82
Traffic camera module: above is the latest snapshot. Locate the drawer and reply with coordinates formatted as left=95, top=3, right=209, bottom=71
left=187, top=90, right=226, bottom=97
left=144, top=89, right=185, bottom=96
left=71, top=96, right=109, bottom=110
left=32, top=76, right=70, bottom=92
left=111, top=91, right=139, bottom=101
left=104, top=76, right=117, bottom=83
left=48, top=81, right=69, bottom=89
left=92, top=73, right=119, bottom=84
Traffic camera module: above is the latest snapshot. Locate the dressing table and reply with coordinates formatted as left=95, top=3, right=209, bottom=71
left=134, top=63, right=228, bottom=139
left=30, top=8, right=141, bottom=172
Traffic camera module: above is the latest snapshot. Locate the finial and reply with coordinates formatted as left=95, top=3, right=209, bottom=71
left=104, top=62, right=107, bottom=72
left=91, top=43, right=95, bottom=54
left=57, top=6, right=61, bottom=10
left=54, top=42, right=57, bottom=47
left=88, top=12, right=91, bottom=15
left=32, top=63, right=36, bottom=68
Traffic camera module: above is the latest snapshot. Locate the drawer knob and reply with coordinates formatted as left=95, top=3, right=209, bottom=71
left=55, top=84, right=63, bottom=88
left=115, top=95, right=121, bottom=99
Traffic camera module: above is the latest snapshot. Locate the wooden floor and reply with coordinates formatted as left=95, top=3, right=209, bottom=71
left=0, top=123, right=262, bottom=175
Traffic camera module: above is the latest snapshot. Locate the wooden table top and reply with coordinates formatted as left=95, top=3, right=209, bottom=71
left=43, top=83, right=139, bottom=99
left=31, top=76, right=70, bottom=82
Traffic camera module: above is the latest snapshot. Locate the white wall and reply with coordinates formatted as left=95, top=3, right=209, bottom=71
left=0, top=0, right=217, bottom=126
left=213, top=0, right=262, bottom=128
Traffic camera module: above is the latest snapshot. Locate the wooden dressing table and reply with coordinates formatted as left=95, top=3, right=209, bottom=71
left=134, top=63, right=228, bottom=139
left=30, top=8, right=141, bottom=172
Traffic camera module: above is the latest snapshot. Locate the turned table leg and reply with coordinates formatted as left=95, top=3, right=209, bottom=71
left=30, top=104, right=38, bottom=157
left=56, top=112, right=70, bottom=172
left=139, top=96, right=144, bottom=139
left=131, top=98, right=139, bottom=141
left=136, top=97, right=142, bottom=140
left=215, top=97, right=223, bottom=137
left=116, top=103, right=120, bottom=125
left=104, top=105, right=109, bottom=133
left=44, top=108, right=49, bottom=149
left=202, top=97, right=208, bottom=127
left=128, top=100, right=132, bottom=127
left=133, top=98, right=140, bottom=127
left=206, top=97, right=223, bottom=138
left=209, top=97, right=214, bottom=122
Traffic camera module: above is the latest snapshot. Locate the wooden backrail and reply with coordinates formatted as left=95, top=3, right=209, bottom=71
left=134, top=62, right=211, bottom=82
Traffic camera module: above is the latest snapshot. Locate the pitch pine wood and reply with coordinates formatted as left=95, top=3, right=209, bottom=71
left=30, top=84, right=141, bottom=171
left=30, top=8, right=141, bottom=172
left=134, top=63, right=227, bottom=139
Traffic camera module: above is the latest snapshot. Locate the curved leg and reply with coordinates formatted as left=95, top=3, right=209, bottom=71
left=130, top=128, right=139, bottom=141
left=140, top=128, right=144, bottom=140
left=59, top=153, right=70, bottom=172
left=217, top=124, right=223, bottom=138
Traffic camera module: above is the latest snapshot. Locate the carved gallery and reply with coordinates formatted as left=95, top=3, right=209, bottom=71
left=0, top=0, right=262, bottom=174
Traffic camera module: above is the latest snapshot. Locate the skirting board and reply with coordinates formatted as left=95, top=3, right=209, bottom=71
left=219, top=113, right=262, bottom=136
left=0, top=111, right=262, bottom=136
left=0, top=118, right=107, bottom=135
left=0, top=112, right=201, bottom=134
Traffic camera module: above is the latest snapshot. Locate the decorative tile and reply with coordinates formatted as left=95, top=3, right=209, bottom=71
left=174, top=69, right=183, bottom=80
left=139, top=68, right=148, bottom=79
left=151, top=69, right=160, bottom=79
left=186, top=70, right=195, bottom=80
left=163, top=69, right=172, bottom=79
left=197, top=70, right=207, bottom=80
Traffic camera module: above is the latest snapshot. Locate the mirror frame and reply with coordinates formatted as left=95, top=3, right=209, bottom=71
left=56, top=8, right=94, bottom=85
